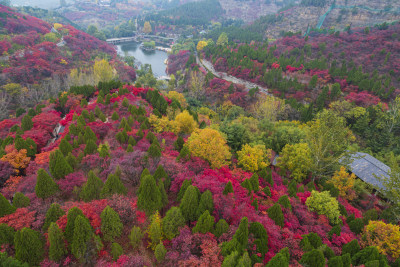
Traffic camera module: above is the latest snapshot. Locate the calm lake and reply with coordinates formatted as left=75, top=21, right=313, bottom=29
left=116, top=42, right=168, bottom=78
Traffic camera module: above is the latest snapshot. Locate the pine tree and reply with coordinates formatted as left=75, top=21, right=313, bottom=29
left=233, top=217, right=249, bottom=254
left=0, top=223, right=15, bottom=246
left=48, top=222, right=67, bottom=262
left=192, top=210, right=214, bottom=234
left=0, top=193, right=15, bottom=217
left=153, top=165, right=168, bottom=182
left=174, top=136, right=184, bottom=151
left=59, top=138, right=73, bottom=156
left=198, top=190, right=214, bottom=215
left=162, top=207, right=185, bottom=240
left=278, top=195, right=291, bottom=210
left=222, top=251, right=239, bottom=267
left=80, top=171, right=104, bottom=202
left=126, top=144, right=134, bottom=152
left=100, top=173, right=127, bottom=198
left=137, top=175, right=162, bottom=215
left=129, top=226, right=144, bottom=250
left=111, top=242, right=123, bottom=261
left=148, top=142, right=161, bottom=158
left=249, top=222, right=268, bottom=257
left=180, top=185, right=200, bottom=222
left=83, top=127, right=97, bottom=143
left=249, top=174, right=260, bottom=192
left=177, top=179, right=191, bottom=201
left=237, top=252, right=251, bottom=267
left=146, top=132, right=157, bottom=144
left=214, top=219, right=229, bottom=238
left=43, top=203, right=65, bottom=231
left=64, top=207, right=84, bottom=244
left=300, top=249, right=325, bottom=267
left=223, top=181, right=234, bottom=195
left=49, top=150, right=73, bottom=179
left=14, top=227, right=44, bottom=266
left=155, top=242, right=167, bottom=263
left=265, top=248, right=289, bottom=267
left=177, top=145, right=190, bottom=161
left=12, top=192, right=30, bottom=208
left=71, top=215, right=93, bottom=260
left=268, top=203, right=284, bottom=227
left=147, top=212, right=163, bottom=250
left=84, top=139, right=98, bottom=155
left=35, top=168, right=59, bottom=199
left=259, top=167, right=273, bottom=186
left=288, top=181, right=297, bottom=197
left=111, top=111, right=119, bottom=121
left=128, top=136, right=136, bottom=146
left=263, top=185, right=271, bottom=196
left=158, top=180, right=168, bottom=208
left=100, top=206, right=123, bottom=242
left=21, top=115, right=33, bottom=131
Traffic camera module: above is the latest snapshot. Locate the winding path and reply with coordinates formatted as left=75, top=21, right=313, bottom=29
left=196, top=55, right=270, bottom=95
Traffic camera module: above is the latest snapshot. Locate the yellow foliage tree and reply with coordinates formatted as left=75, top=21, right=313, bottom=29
left=328, top=166, right=356, bottom=200
left=187, top=128, right=231, bottom=169
left=167, top=91, right=187, bottom=108
left=147, top=211, right=163, bottom=250
left=1, top=145, right=31, bottom=174
left=93, top=59, right=114, bottom=83
left=237, top=144, right=271, bottom=173
left=53, top=23, right=63, bottom=30
left=174, top=111, right=197, bottom=134
left=143, top=21, right=152, bottom=34
left=149, top=114, right=178, bottom=133
left=251, top=94, right=284, bottom=121
left=363, top=220, right=400, bottom=259
left=3, top=83, right=22, bottom=96
left=197, top=40, right=208, bottom=51
left=277, top=143, right=312, bottom=181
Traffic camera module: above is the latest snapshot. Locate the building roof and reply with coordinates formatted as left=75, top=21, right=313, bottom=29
left=347, top=152, right=390, bottom=191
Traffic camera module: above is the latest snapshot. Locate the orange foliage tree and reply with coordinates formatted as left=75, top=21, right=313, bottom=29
left=1, top=145, right=31, bottom=173
left=328, top=166, right=356, bottom=200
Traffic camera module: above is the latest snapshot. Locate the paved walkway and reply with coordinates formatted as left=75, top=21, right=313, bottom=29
left=196, top=55, right=270, bottom=95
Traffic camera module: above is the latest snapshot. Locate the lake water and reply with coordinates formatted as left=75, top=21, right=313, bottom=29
left=116, top=42, right=168, bottom=78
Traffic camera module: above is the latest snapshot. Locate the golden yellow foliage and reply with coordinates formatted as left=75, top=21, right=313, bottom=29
left=363, top=220, right=400, bottom=259
left=94, top=59, right=114, bottom=83
left=147, top=211, right=163, bottom=250
left=251, top=94, right=284, bottom=121
left=196, top=40, right=208, bottom=51
left=167, top=91, right=187, bottom=108
left=328, top=166, right=356, bottom=200
left=53, top=23, right=63, bottom=30
left=174, top=110, right=197, bottom=134
left=143, top=21, right=152, bottom=34
left=187, top=128, right=231, bottom=169
left=237, top=144, right=271, bottom=173
left=149, top=114, right=178, bottom=133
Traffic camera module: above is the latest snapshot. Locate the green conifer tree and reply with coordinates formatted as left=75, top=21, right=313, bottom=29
left=198, top=190, right=214, bottom=215
left=180, top=185, right=200, bottom=222
left=0, top=223, right=15, bottom=246
left=223, top=181, right=234, bottom=195
left=35, top=168, right=59, bottom=199
left=100, top=206, right=123, bottom=242
left=84, top=139, right=98, bottom=155
left=192, top=210, right=215, bottom=234
left=21, top=115, right=33, bottom=131
left=278, top=195, right=291, bottom=210
left=148, top=212, right=163, bottom=250
left=177, top=145, right=190, bottom=161
left=71, top=215, right=93, bottom=260
left=249, top=222, right=268, bottom=257
left=14, top=227, right=44, bottom=266
left=64, top=207, right=84, bottom=244
left=250, top=174, right=260, bottom=192
left=128, top=136, right=136, bottom=146
left=153, top=165, right=168, bottom=182
left=111, top=111, right=119, bottom=121
left=300, top=249, right=325, bottom=267
left=222, top=251, right=239, bottom=267
left=177, top=179, right=191, bottom=201
left=59, top=138, right=73, bottom=156
left=111, top=242, right=123, bottom=261
left=174, top=136, right=184, bottom=151
left=48, top=222, right=67, bottom=262
left=83, top=127, right=97, bottom=143
left=214, top=219, right=229, bottom=238
left=158, top=180, right=168, bottom=208
left=100, top=173, right=127, bottom=198
left=12, top=192, right=30, bottom=208
left=259, top=168, right=273, bottom=186
left=267, top=203, right=284, bottom=227
left=237, top=252, right=251, bottom=267
left=137, top=175, right=162, bottom=215
left=43, top=203, right=65, bottom=231
left=162, top=207, right=185, bottom=240
left=129, top=226, right=143, bottom=250
left=80, top=171, right=104, bottom=202
left=155, top=242, right=167, bottom=263
left=49, top=150, right=73, bottom=179
left=148, top=142, right=161, bottom=158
